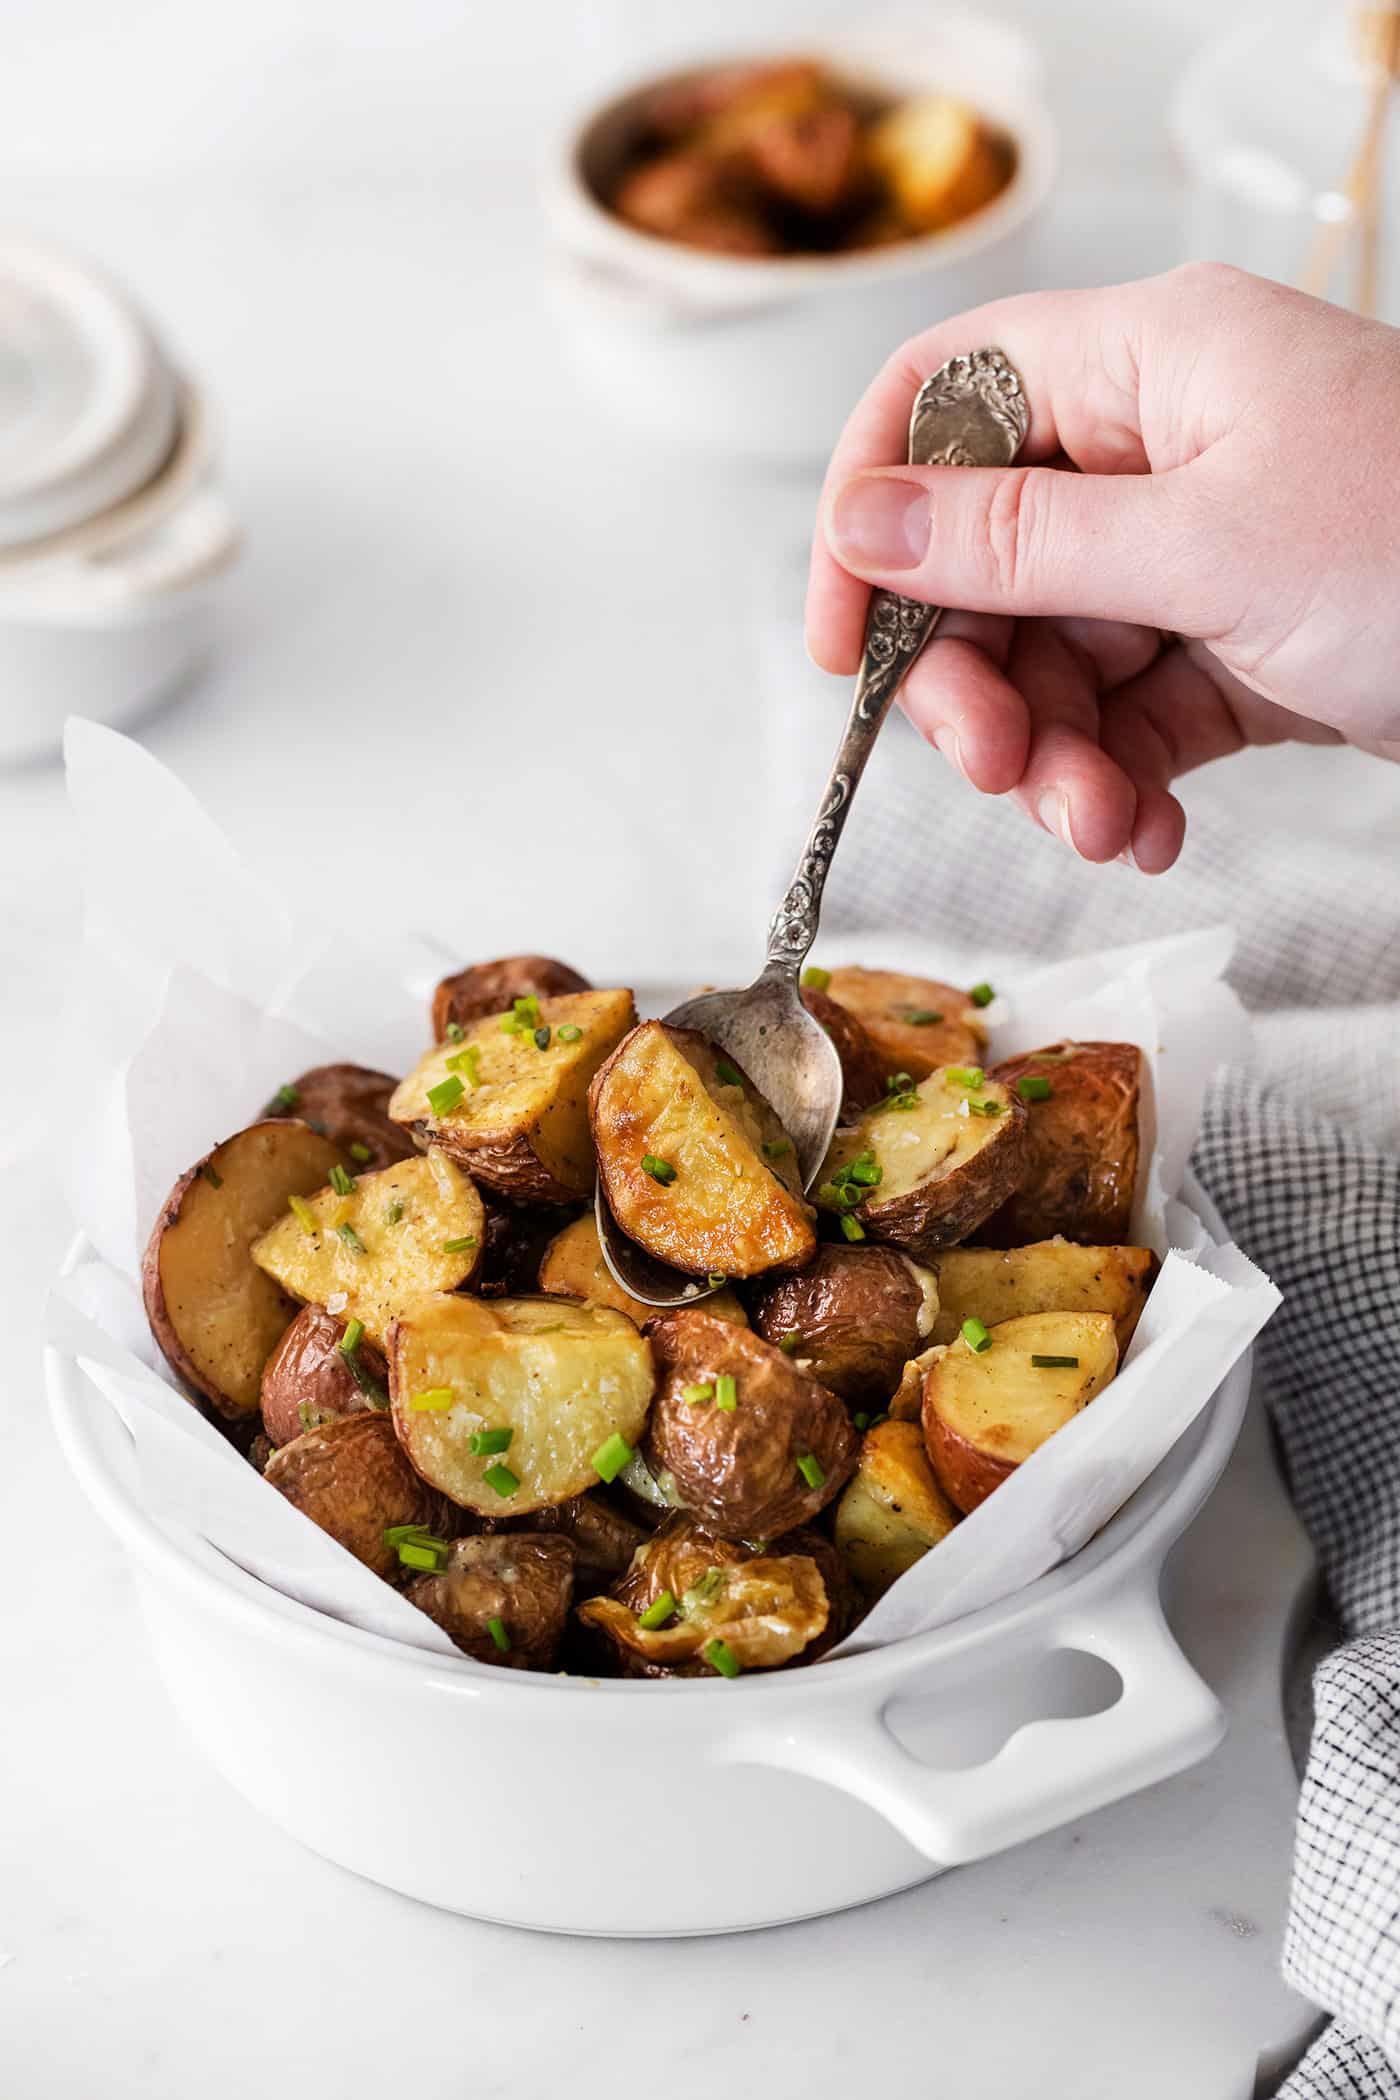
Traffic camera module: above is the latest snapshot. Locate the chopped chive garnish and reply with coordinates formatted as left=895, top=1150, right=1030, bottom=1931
left=845, top=1152, right=882, bottom=1186
left=638, top=1590, right=677, bottom=1631
left=270, top=1082, right=300, bottom=1112
left=305, top=1118, right=330, bottom=1136
left=200, top=1162, right=224, bottom=1189
left=442, top=1235, right=478, bottom=1253
left=882, top=1091, right=918, bottom=1112
left=853, top=1411, right=871, bottom=1431
left=762, top=1138, right=791, bottom=1158
left=886, top=1070, right=914, bottom=1094
left=869, top=1412, right=889, bottom=1429
left=445, top=1021, right=466, bottom=1042
left=1017, top=1075, right=1053, bottom=1101
left=483, top=1462, right=520, bottom=1497
left=411, top=1387, right=456, bottom=1411
left=800, top=966, right=831, bottom=993
left=397, top=1538, right=449, bottom=1573
left=961, top=1316, right=992, bottom=1354
left=970, top=982, right=995, bottom=1008
left=714, top=1374, right=738, bottom=1412
left=1031, top=1353, right=1080, bottom=1369
left=339, top=1317, right=365, bottom=1356
left=797, top=1453, right=826, bottom=1490
left=384, top=1523, right=437, bottom=1546
left=706, top=1273, right=727, bottom=1290
left=557, top=1023, right=582, bottom=1043
left=704, top=1638, right=742, bottom=1679
left=682, top=1568, right=725, bottom=1612
left=683, top=1382, right=714, bottom=1404
left=534, top=1026, right=551, bottom=1051
left=298, top=1401, right=329, bottom=1432
left=348, top=1141, right=372, bottom=1164
left=839, top=1214, right=866, bottom=1241
left=446, top=1045, right=482, bottom=1085
left=946, top=1066, right=985, bottom=1090
left=591, top=1432, right=634, bottom=1484
left=336, top=1223, right=367, bottom=1255
left=469, top=1426, right=514, bottom=1456
left=345, top=1352, right=389, bottom=1406
left=902, top=1007, right=944, bottom=1025
left=714, top=1058, right=744, bottom=1088
left=778, top=1334, right=801, bottom=1354
left=486, top=1615, right=511, bottom=1653
left=512, top=995, right=541, bottom=1030
left=288, top=1194, right=319, bottom=1236
left=641, top=1154, right=676, bottom=1185
left=385, top=1199, right=404, bottom=1224
left=427, top=1075, right=465, bottom=1117
left=968, top=1099, right=1004, bottom=1117
left=329, top=1164, right=357, bottom=1198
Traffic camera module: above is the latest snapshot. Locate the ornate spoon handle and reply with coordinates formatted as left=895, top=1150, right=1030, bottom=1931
left=765, top=347, right=1030, bottom=977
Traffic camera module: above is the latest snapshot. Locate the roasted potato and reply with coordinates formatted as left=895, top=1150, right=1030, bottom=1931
left=538, top=1210, right=748, bottom=1329
left=889, top=1343, right=944, bottom=1422
left=801, top=985, right=887, bottom=1114
left=643, top=1309, right=857, bottom=1540
left=589, top=1022, right=816, bottom=1281
left=477, top=1192, right=568, bottom=1298
left=431, top=954, right=591, bottom=1042
left=922, top=1311, right=1119, bottom=1513
left=391, top=988, right=636, bottom=1203
left=265, top=1411, right=450, bottom=1579
left=514, top=1492, right=650, bottom=1587
left=389, top=1292, right=655, bottom=1517
left=929, top=1240, right=1155, bottom=1354
left=748, top=1243, right=938, bottom=1407
left=143, top=1119, right=347, bottom=1422
left=247, top=1431, right=276, bottom=1473
left=821, top=967, right=987, bottom=1081
left=835, top=1419, right=960, bottom=1596
left=251, top=1151, right=485, bottom=1349
left=612, top=152, right=779, bottom=256
left=867, top=95, right=1011, bottom=233
left=406, top=1533, right=575, bottom=1669
left=980, top=1041, right=1142, bottom=1246
left=576, top=1513, right=841, bottom=1677
left=265, top=1063, right=416, bottom=1170
left=259, top=1303, right=389, bottom=1446
left=816, top=1066, right=1027, bottom=1258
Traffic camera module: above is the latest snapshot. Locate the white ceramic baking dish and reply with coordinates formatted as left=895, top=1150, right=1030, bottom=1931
left=46, top=1174, right=1248, bottom=1937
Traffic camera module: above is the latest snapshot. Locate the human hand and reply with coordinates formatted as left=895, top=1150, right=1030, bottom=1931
left=806, top=264, right=1400, bottom=872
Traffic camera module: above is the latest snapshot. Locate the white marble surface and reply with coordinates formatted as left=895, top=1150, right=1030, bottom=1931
left=0, top=1, right=1324, bottom=2091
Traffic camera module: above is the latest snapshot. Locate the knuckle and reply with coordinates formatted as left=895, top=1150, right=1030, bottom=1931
left=974, top=466, right=1042, bottom=601
left=1162, top=258, right=1248, bottom=304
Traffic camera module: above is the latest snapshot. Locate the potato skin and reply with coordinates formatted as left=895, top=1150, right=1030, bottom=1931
left=264, top=1412, right=450, bottom=1579
left=407, top=1534, right=575, bottom=1669
left=538, top=1210, right=748, bottom=1330
left=801, top=987, right=887, bottom=1114
left=823, top=967, right=986, bottom=1081
left=981, top=1041, right=1142, bottom=1245
left=477, top=1192, right=570, bottom=1297
left=512, top=1493, right=649, bottom=1588
left=643, top=1310, right=858, bottom=1540
left=431, top=955, right=591, bottom=1041
left=748, top=1244, right=932, bottom=1406
left=921, top=1311, right=1119, bottom=1513
left=828, top=1078, right=1028, bottom=1260
left=268, top=1064, right=417, bottom=1169
left=260, top=1303, right=389, bottom=1447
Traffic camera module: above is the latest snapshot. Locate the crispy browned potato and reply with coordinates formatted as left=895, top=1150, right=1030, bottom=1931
left=431, top=955, right=591, bottom=1042
left=748, top=1243, right=938, bottom=1406
left=251, top=1151, right=485, bottom=1350
left=477, top=1192, right=569, bottom=1297
left=589, top=1022, right=815, bottom=1281
left=822, top=967, right=987, bottom=1081
left=538, top=1210, right=749, bottom=1329
left=922, top=1311, right=1119, bottom=1513
left=389, top=1293, right=655, bottom=1517
left=980, top=1041, right=1142, bottom=1246
left=643, top=1309, right=857, bottom=1540
left=391, top=989, right=636, bottom=1203
left=259, top=1303, right=389, bottom=1446
left=744, top=100, right=860, bottom=213
left=867, top=95, right=1011, bottom=233
left=816, top=1067, right=1027, bottom=1258
left=143, top=1119, right=347, bottom=1422
left=835, top=1419, right=960, bottom=1596
left=406, top=1533, right=575, bottom=1669
left=801, top=986, right=887, bottom=1114
left=576, top=1513, right=840, bottom=1677
left=929, top=1240, right=1155, bottom=1354
left=265, top=1063, right=417, bottom=1169
left=612, top=152, right=779, bottom=255
left=888, top=1343, right=944, bottom=1422
left=265, top=1412, right=450, bottom=1579
left=513, top=1493, right=650, bottom=1587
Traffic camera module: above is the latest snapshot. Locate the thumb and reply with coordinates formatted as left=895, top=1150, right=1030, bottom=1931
left=823, top=462, right=1214, bottom=633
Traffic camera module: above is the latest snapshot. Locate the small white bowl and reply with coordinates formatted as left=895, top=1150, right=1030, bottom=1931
left=542, top=15, right=1058, bottom=463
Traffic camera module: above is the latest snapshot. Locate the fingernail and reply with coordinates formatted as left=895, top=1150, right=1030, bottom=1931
left=1036, top=788, right=1076, bottom=852
left=932, top=724, right=964, bottom=774
left=1117, top=844, right=1142, bottom=872
left=827, top=476, right=931, bottom=571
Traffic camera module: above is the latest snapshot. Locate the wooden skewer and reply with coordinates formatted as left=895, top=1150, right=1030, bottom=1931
left=1300, top=1, right=1399, bottom=314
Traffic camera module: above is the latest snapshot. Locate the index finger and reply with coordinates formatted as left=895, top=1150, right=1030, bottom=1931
left=804, top=281, right=1156, bottom=674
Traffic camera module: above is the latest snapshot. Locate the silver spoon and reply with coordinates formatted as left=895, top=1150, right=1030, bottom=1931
left=599, top=347, right=1031, bottom=1309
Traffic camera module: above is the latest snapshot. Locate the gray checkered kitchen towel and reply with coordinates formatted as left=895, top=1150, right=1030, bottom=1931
left=762, top=624, right=1400, bottom=2097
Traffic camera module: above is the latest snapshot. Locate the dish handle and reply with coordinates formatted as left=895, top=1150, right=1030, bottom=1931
left=722, top=1577, right=1224, bottom=1866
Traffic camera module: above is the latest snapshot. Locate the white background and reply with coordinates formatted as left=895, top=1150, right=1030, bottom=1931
left=0, top=3, right=1322, bottom=2095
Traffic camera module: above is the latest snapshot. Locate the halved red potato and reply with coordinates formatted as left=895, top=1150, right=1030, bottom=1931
left=389, top=1292, right=655, bottom=1517
left=142, top=1119, right=346, bottom=1422
left=823, top=967, right=987, bottom=1080
left=929, top=1240, right=1155, bottom=1354
left=801, top=986, right=887, bottom=1114
left=391, top=989, right=636, bottom=1204
left=265, top=1411, right=451, bottom=1579
left=922, top=1310, right=1119, bottom=1513
left=406, top=1534, right=576, bottom=1669
left=251, top=1151, right=485, bottom=1350
left=748, top=1242, right=938, bottom=1406
left=589, top=1021, right=816, bottom=1281
left=431, top=955, right=591, bottom=1042
left=834, top=1418, right=960, bottom=1596
left=538, top=1210, right=749, bottom=1329
left=980, top=1041, right=1142, bottom=1245
left=815, top=1066, right=1027, bottom=1258
left=265, top=1062, right=416, bottom=1169
left=259, top=1302, right=389, bottom=1446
